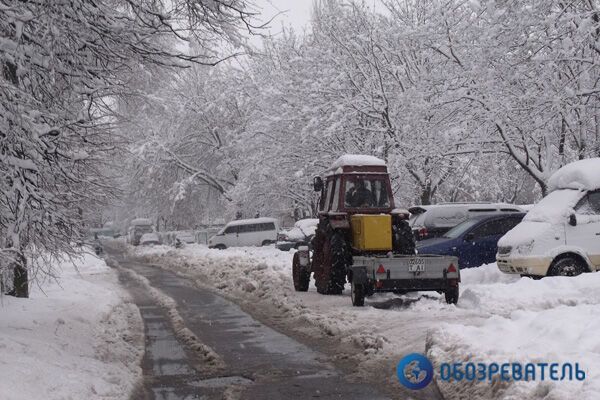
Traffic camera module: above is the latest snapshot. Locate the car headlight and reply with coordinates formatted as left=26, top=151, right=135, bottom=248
left=515, top=240, right=534, bottom=256
left=497, top=246, right=512, bottom=256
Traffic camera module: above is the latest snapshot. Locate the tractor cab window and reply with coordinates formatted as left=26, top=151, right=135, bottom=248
left=331, top=178, right=341, bottom=211
left=322, top=179, right=335, bottom=211
left=344, top=178, right=391, bottom=208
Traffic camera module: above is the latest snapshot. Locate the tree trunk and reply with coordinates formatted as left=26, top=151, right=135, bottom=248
left=12, top=254, right=28, bottom=298
left=420, top=185, right=433, bottom=205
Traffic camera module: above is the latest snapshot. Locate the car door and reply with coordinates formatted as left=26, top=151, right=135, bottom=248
left=566, top=190, right=600, bottom=269
left=460, top=218, right=507, bottom=268
left=237, top=223, right=256, bottom=246
left=222, top=225, right=239, bottom=247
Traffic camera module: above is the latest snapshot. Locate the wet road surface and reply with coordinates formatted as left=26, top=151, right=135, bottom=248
left=113, top=255, right=391, bottom=400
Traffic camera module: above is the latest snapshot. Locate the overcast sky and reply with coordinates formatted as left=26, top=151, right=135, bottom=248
left=252, top=0, right=314, bottom=38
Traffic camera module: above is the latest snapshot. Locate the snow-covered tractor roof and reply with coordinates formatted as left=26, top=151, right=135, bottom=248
left=326, top=154, right=388, bottom=176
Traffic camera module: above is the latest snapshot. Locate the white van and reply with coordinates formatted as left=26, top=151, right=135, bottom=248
left=208, top=218, right=279, bottom=249
left=128, top=218, right=154, bottom=246
left=497, top=158, right=600, bottom=277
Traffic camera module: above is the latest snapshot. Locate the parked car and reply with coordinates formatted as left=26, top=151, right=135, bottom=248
left=196, top=227, right=222, bottom=245
left=175, top=231, right=196, bottom=244
left=276, top=218, right=319, bottom=251
left=409, top=202, right=525, bottom=241
left=208, top=217, right=279, bottom=249
left=89, top=227, right=117, bottom=239
left=497, top=158, right=600, bottom=277
left=417, top=213, right=525, bottom=269
left=140, top=232, right=161, bottom=246
left=128, top=218, right=154, bottom=246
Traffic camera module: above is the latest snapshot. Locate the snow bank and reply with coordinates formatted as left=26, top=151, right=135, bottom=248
left=0, top=251, right=143, bottom=400
left=429, top=264, right=600, bottom=399
left=547, top=158, right=600, bottom=192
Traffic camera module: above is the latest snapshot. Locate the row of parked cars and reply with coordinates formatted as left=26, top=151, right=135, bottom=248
left=409, top=203, right=527, bottom=269
left=411, top=158, right=600, bottom=278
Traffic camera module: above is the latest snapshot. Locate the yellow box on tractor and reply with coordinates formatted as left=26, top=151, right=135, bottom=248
left=350, top=214, right=392, bottom=251
left=291, top=155, right=460, bottom=308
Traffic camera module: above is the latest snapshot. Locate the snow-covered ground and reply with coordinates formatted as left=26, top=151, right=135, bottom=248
left=0, top=251, right=143, bottom=400
left=132, top=244, right=599, bottom=399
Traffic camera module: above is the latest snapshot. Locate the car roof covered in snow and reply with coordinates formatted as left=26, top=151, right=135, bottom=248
left=131, top=218, right=152, bottom=226
left=294, top=218, right=319, bottom=229
left=226, top=217, right=277, bottom=227
left=548, top=158, right=600, bottom=192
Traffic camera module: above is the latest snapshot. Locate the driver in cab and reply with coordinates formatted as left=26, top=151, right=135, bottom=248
left=346, top=180, right=375, bottom=207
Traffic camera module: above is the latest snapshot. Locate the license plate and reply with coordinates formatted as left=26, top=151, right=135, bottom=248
left=408, top=258, right=425, bottom=272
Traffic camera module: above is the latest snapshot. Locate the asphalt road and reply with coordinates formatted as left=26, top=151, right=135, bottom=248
left=110, top=252, right=393, bottom=400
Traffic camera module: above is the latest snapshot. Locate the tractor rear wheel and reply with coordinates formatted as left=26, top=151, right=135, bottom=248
left=315, top=231, right=349, bottom=295
left=292, top=253, right=310, bottom=292
left=393, top=219, right=416, bottom=255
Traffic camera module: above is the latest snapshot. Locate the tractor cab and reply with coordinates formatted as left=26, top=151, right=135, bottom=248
left=315, top=158, right=395, bottom=214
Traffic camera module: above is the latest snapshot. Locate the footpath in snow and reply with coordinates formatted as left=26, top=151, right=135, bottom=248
left=133, top=243, right=600, bottom=400
left=0, top=250, right=143, bottom=400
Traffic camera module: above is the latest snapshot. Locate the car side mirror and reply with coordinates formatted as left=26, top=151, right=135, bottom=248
left=465, top=232, right=475, bottom=242
left=569, top=213, right=577, bottom=227
left=313, top=176, right=323, bottom=192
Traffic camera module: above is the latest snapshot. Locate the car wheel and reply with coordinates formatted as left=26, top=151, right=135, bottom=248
left=444, top=285, right=459, bottom=304
left=261, top=240, right=274, bottom=246
left=520, top=274, right=542, bottom=280
left=548, top=256, right=585, bottom=277
left=215, top=244, right=226, bottom=250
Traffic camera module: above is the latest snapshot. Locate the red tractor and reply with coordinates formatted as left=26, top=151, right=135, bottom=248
left=292, top=155, right=460, bottom=306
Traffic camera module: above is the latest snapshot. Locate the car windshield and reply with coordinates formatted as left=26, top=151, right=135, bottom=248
left=137, top=225, right=153, bottom=234
left=442, top=219, right=480, bottom=238
left=344, top=178, right=390, bottom=208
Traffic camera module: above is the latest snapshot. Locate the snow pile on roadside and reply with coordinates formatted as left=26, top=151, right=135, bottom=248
left=428, top=264, right=600, bottom=400
left=0, top=251, right=143, bottom=400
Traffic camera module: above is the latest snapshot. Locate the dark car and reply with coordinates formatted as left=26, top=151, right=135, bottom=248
left=417, top=213, right=525, bottom=269
left=409, top=203, right=525, bottom=241
left=276, top=218, right=318, bottom=251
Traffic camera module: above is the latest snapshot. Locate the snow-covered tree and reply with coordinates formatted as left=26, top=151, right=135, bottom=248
left=0, top=0, right=257, bottom=297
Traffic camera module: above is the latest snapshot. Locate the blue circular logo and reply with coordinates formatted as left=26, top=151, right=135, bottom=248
left=396, top=353, right=434, bottom=390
